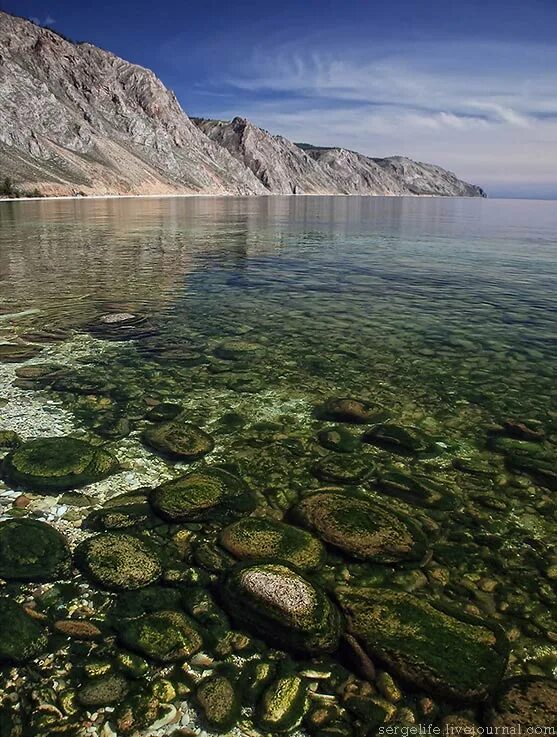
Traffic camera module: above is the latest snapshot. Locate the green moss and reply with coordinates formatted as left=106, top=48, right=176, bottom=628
left=149, top=467, right=255, bottom=522
left=291, top=491, right=428, bottom=563
left=116, top=609, right=203, bottom=662
left=146, top=403, right=183, bottom=422
left=1, top=437, right=119, bottom=491
left=312, top=453, right=375, bottom=484
left=240, top=660, right=277, bottom=705
left=0, top=430, right=21, bottom=449
left=256, top=675, right=307, bottom=732
left=142, top=420, right=214, bottom=461
left=75, top=533, right=162, bottom=590
left=83, top=503, right=159, bottom=531
left=196, top=672, right=241, bottom=731
left=0, top=519, right=71, bottom=581
left=111, top=586, right=183, bottom=620
left=78, top=675, right=129, bottom=707
left=222, top=561, right=342, bottom=655
left=336, top=587, right=509, bottom=702
left=488, top=436, right=557, bottom=489
left=219, top=516, right=325, bottom=570
left=377, top=469, right=456, bottom=509
left=0, top=598, right=48, bottom=663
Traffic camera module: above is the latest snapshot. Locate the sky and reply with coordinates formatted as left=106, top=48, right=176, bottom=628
left=3, top=0, right=557, bottom=198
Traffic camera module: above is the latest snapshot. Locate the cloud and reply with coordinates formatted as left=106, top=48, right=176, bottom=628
left=196, top=38, right=557, bottom=196
left=30, top=14, right=56, bottom=27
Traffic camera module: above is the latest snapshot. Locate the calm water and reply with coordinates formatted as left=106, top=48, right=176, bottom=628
left=0, top=195, right=556, bottom=733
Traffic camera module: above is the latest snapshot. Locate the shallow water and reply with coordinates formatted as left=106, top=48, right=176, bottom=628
left=0, top=195, right=556, bottom=734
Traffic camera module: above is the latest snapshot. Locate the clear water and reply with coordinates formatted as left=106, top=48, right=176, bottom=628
left=1, top=195, right=556, bottom=732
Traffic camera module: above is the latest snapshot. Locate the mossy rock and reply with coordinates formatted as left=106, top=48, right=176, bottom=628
left=337, top=587, right=509, bottom=702
left=219, top=516, right=325, bottom=570
left=318, top=397, right=378, bottom=424
left=0, top=343, right=42, bottom=362
left=0, top=430, right=21, bottom=449
left=75, top=533, right=162, bottom=590
left=0, top=519, right=71, bottom=581
left=1, top=437, right=119, bottom=492
left=377, top=469, right=456, bottom=510
left=149, top=468, right=255, bottom=522
left=363, top=423, right=436, bottom=454
left=0, top=599, right=48, bottom=663
left=488, top=436, right=557, bottom=490
left=196, top=671, right=241, bottom=731
left=256, top=675, right=307, bottom=733
left=145, top=403, right=183, bottom=422
left=240, top=659, right=277, bottom=705
left=83, top=502, right=160, bottom=531
left=110, top=585, right=183, bottom=620
left=343, top=693, right=396, bottom=728
left=77, top=674, right=129, bottom=707
left=14, top=363, right=68, bottom=388
left=486, top=677, right=557, bottom=727
left=291, top=491, right=428, bottom=563
left=317, top=426, right=361, bottom=453
left=312, top=453, right=375, bottom=484
left=221, top=561, right=342, bottom=655
left=142, top=420, right=214, bottom=461
left=116, top=609, right=203, bottom=662
left=214, top=340, right=262, bottom=361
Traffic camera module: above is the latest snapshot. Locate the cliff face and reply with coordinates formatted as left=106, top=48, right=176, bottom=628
left=0, top=12, right=485, bottom=198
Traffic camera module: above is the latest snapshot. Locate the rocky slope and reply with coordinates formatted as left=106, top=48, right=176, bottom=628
left=0, top=12, right=485, bottom=198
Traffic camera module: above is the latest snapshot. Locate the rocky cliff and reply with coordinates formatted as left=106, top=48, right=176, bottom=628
left=0, top=12, right=485, bottom=198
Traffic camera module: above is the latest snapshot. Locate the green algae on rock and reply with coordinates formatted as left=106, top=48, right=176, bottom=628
left=116, top=609, right=203, bottom=662
left=0, top=519, right=71, bottom=581
left=312, top=453, right=375, bottom=484
left=196, top=671, right=241, bottom=731
left=292, top=491, right=428, bottom=563
left=75, top=532, right=162, bottom=590
left=377, top=469, right=456, bottom=510
left=142, top=419, right=214, bottom=461
left=486, top=677, right=557, bottom=728
left=0, top=429, right=21, bottom=449
left=317, top=425, right=361, bottom=453
left=1, top=437, right=119, bottom=492
left=362, top=423, right=436, bottom=454
left=256, top=675, right=307, bottom=733
left=78, top=674, right=129, bottom=707
left=83, top=502, right=160, bottom=532
left=318, top=397, right=378, bottom=424
left=0, top=599, right=48, bottom=664
left=149, top=467, right=255, bottom=522
left=214, top=339, right=262, bottom=361
left=221, top=561, right=342, bottom=655
left=336, top=587, right=509, bottom=702
left=145, top=402, right=183, bottom=422
left=488, top=435, right=557, bottom=490
left=110, top=586, right=183, bottom=620
left=219, top=516, right=325, bottom=570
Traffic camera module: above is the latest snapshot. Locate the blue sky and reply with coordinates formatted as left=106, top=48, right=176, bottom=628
left=4, top=0, right=557, bottom=198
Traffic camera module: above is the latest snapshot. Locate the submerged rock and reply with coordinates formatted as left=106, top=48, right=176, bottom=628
left=1, top=437, right=119, bottom=492
left=86, top=312, right=154, bottom=341
left=0, top=599, right=48, bottom=663
left=313, top=453, right=375, bottom=484
left=256, top=675, right=307, bottom=733
left=142, top=420, right=214, bottom=461
left=145, top=403, right=183, bottom=422
left=487, top=677, right=557, bottom=727
left=0, top=343, right=42, bottom=362
left=219, top=516, right=325, bottom=570
left=0, top=519, right=71, bottom=581
left=291, top=491, right=427, bottom=563
left=214, top=339, right=262, bottom=361
left=116, top=610, right=202, bottom=662
left=110, top=586, right=183, bottom=620
left=317, top=426, right=361, bottom=453
left=75, top=532, right=162, bottom=590
left=488, top=436, right=557, bottom=490
left=362, top=423, right=435, bottom=454
left=318, top=397, right=377, bottom=424
left=221, top=561, right=342, bottom=655
left=196, top=671, right=241, bottom=731
left=377, top=469, right=456, bottom=509
left=78, top=674, right=129, bottom=707
left=150, top=468, right=255, bottom=522
left=337, top=587, right=508, bottom=702
left=0, top=429, right=21, bottom=449
left=83, top=502, right=160, bottom=532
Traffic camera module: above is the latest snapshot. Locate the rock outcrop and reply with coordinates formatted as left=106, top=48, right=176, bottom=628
left=0, top=12, right=485, bottom=198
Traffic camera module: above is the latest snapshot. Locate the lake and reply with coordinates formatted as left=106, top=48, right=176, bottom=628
left=0, top=195, right=556, bottom=734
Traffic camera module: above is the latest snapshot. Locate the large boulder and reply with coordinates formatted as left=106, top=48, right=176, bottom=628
left=1, top=437, right=119, bottom=491
left=0, top=599, right=48, bottom=664
left=337, top=587, right=508, bottom=702
left=0, top=519, right=71, bottom=581
left=486, top=677, right=557, bottom=727
left=142, top=419, right=214, bottom=461
left=149, top=468, right=255, bottom=522
left=219, top=517, right=325, bottom=570
left=291, top=491, right=427, bottom=563
left=75, top=532, right=162, bottom=590
left=116, top=610, right=203, bottom=662
left=221, top=562, right=342, bottom=655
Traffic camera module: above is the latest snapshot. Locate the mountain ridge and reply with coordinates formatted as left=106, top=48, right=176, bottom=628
left=0, top=12, right=485, bottom=198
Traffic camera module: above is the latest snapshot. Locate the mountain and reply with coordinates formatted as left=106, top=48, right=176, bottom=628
left=0, top=12, right=485, bottom=198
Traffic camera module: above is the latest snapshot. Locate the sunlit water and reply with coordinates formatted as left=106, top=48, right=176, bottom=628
left=0, top=195, right=556, bottom=733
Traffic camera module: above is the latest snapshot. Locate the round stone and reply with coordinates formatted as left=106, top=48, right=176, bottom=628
left=219, top=516, right=325, bottom=570
left=317, top=426, right=361, bottom=453
left=142, top=420, right=214, bottom=461
left=0, top=519, right=71, bottom=582
left=149, top=468, right=255, bottom=522
left=1, top=437, right=119, bottom=492
left=291, top=491, right=428, bottom=563
left=116, top=610, right=203, bottom=662
left=78, top=675, right=129, bottom=707
left=319, top=397, right=377, bottom=424
left=196, top=673, right=241, bottom=731
left=0, top=599, right=48, bottom=664
left=214, top=340, right=262, bottom=361
left=75, top=533, right=162, bottom=590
